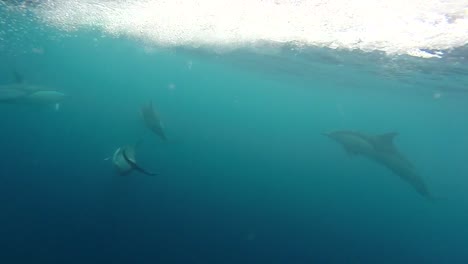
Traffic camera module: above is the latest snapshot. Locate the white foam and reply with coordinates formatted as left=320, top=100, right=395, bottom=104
left=32, top=0, right=468, bottom=58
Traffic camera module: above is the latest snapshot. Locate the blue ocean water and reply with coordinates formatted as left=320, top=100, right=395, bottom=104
left=1, top=2, right=468, bottom=263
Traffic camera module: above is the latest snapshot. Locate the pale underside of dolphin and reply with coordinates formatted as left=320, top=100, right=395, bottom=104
left=324, top=130, right=433, bottom=200
left=141, top=101, right=167, bottom=141
left=112, top=144, right=157, bottom=176
left=0, top=74, right=67, bottom=107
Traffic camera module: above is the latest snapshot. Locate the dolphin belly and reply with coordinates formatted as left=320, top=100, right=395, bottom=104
left=141, top=101, right=167, bottom=141
left=23, top=90, right=66, bottom=104
left=336, top=134, right=375, bottom=155
left=112, top=147, right=132, bottom=174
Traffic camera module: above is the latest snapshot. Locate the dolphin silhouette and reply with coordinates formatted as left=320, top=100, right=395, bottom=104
left=111, top=143, right=157, bottom=176
left=0, top=72, right=67, bottom=108
left=0, top=84, right=67, bottom=105
left=141, top=101, right=167, bottom=141
left=323, top=130, right=433, bottom=200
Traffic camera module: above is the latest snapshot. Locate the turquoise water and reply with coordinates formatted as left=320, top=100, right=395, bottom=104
left=1, top=2, right=468, bottom=263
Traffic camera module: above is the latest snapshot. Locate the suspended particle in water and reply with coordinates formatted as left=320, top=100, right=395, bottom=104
left=32, top=47, right=44, bottom=54
left=433, top=92, right=442, bottom=99
left=336, top=103, right=346, bottom=117
left=186, top=60, right=193, bottom=70
left=168, top=83, right=176, bottom=90
left=144, top=46, right=155, bottom=54
left=246, top=233, right=256, bottom=241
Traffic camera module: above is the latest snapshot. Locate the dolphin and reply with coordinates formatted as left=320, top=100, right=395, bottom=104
left=0, top=72, right=67, bottom=108
left=141, top=101, right=167, bottom=141
left=323, top=130, right=433, bottom=200
left=111, top=143, right=157, bottom=176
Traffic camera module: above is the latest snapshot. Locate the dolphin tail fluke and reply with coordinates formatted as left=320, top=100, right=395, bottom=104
left=426, top=193, right=448, bottom=204
left=420, top=192, right=440, bottom=204
left=427, top=195, right=437, bottom=204
left=412, top=181, right=436, bottom=203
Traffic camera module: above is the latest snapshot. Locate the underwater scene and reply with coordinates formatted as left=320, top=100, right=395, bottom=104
left=1, top=1, right=468, bottom=263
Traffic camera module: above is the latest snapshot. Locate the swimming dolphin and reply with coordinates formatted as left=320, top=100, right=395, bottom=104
left=0, top=72, right=67, bottom=109
left=141, top=101, right=167, bottom=141
left=111, top=143, right=157, bottom=176
left=323, top=130, right=433, bottom=200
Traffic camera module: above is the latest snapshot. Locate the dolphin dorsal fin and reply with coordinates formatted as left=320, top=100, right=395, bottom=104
left=375, top=132, right=399, bottom=151
left=379, top=132, right=398, bottom=142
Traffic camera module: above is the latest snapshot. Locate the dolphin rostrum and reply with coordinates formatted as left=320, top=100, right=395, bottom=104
left=323, top=130, right=433, bottom=200
left=0, top=72, right=67, bottom=109
left=141, top=101, right=167, bottom=141
left=111, top=143, right=157, bottom=176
